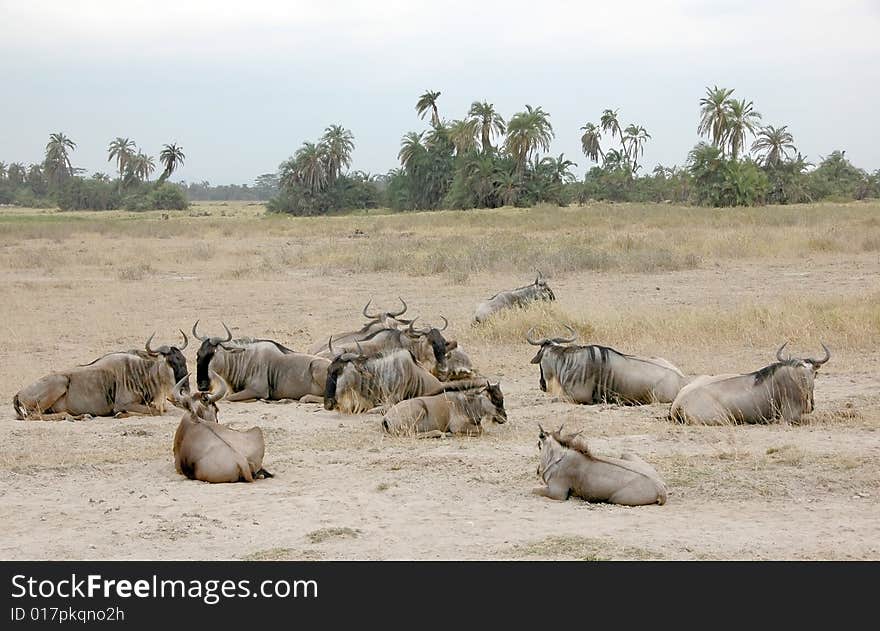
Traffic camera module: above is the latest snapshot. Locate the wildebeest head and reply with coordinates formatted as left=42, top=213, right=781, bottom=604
left=535, top=424, right=567, bottom=478
left=759, top=342, right=831, bottom=413
left=533, top=271, right=556, bottom=302
left=192, top=320, right=245, bottom=391
left=323, top=339, right=369, bottom=410
left=478, top=381, right=507, bottom=424
left=145, top=330, right=190, bottom=387
left=525, top=325, right=578, bottom=364
left=439, top=347, right=475, bottom=380
left=170, top=372, right=228, bottom=422
left=362, top=296, right=413, bottom=328
left=404, top=316, right=453, bottom=373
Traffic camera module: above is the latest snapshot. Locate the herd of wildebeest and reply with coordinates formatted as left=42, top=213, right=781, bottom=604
left=12, top=273, right=831, bottom=507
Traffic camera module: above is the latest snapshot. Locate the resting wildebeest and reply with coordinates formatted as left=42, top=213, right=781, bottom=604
left=324, top=348, right=488, bottom=414
left=13, top=332, right=189, bottom=420
left=473, top=272, right=556, bottom=324
left=193, top=321, right=329, bottom=403
left=382, top=382, right=507, bottom=437
left=533, top=426, right=667, bottom=506
left=527, top=326, right=688, bottom=404
left=318, top=317, right=458, bottom=378
left=308, top=297, right=412, bottom=355
left=669, top=343, right=831, bottom=425
left=171, top=375, right=272, bottom=483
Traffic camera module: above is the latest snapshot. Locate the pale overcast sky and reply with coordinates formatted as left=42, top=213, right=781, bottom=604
left=1, top=0, right=878, bottom=184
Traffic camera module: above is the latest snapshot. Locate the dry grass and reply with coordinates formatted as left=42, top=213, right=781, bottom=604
left=509, top=535, right=660, bottom=561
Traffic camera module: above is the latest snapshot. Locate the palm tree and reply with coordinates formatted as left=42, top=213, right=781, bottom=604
left=504, top=104, right=554, bottom=174
left=293, top=142, right=328, bottom=193
left=158, top=143, right=186, bottom=184
left=0, top=162, right=6, bottom=181
left=398, top=132, right=426, bottom=172
left=467, top=101, right=506, bottom=153
left=7, top=162, right=26, bottom=186
left=751, top=125, right=797, bottom=167
left=623, top=124, right=651, bottom=173
left=545, top=153, right=577, bottom=184
left=107, top=137, right=136, bottom=184
left=725, top=99, right=761, bottom=159
left=447, top=119, right=479, bottom=156
left=321, top=125, right=355, bottom=181
left=416, top=90, right=441, bottom=127
left=493, top=170, right=520, bottom=206
left=580, top=122, right=603, bottom=163
left=124, top=152, right=156, bottom=185
left=600, top=109, right=623, bottom=148
left=698, top=85, right=736, bottom=150
left=603, top=148, right=629, bottom=171
left=44, top=132, right=76, bottom=185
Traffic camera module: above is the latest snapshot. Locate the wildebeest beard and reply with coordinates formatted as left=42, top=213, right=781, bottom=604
left=196, top=344, right=219, bottom=391
left=323, top=360, right=345, bottom=409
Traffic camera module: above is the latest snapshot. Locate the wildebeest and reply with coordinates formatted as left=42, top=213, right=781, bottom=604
left=171, top=375, right=272, bottom=483
left=437, top=346, right=476, bottom=381
left=193, top=321, right=329, bottom=402
left=533, top=426, right=667, bottom=506
left=308, top=297, right=412, bottom=355
left=13, top=332, right=189, bottom=420
left=382, top=382, right=507, bottom=437
left=526, top=326, right=688, bottom=404
left=473, top=272, right=556, bottom=324
left=318, top=317, right=457, bottom=378
left=669, top=343, right=831, bottom=425
left=324, top=348, right=488, bottom=414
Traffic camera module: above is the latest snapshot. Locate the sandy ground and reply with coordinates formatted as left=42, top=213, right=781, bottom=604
left=1, top=211, right=878, bottom=560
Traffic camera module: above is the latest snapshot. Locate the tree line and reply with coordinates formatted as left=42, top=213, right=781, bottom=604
left=2, top=85, right=878, bottom=213
left=0, top=135, right=188, bottom=210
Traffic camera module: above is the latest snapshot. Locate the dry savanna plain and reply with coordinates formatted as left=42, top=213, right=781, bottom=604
left=1, top=200, right=879, bottom=560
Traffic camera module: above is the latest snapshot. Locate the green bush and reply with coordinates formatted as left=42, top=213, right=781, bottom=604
left=57, top=177, right=121, bottom=210
left=149, top=183, right=189, bottom=210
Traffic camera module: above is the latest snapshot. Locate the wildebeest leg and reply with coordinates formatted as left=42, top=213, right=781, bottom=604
left=608, top=478, right=664, bottom=506
left=114, top=402, right=161, bottom=418
left=255, top=468, right=274, bottom=479
left=15, top=375, right=69, bottom=420
left=415, top=430, right=447, bottom=439
left=299, top=395, right=323, bottom=404
left=366, top=405, right=387, bottom=415
left=224, top=389, right=263, bottom=402
left=532, top=480, right=570, bottom=501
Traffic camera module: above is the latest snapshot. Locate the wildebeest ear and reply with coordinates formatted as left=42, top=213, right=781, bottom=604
left=445, top=340, right=458, bottom=351
left=537, top=423, right=546, bottom=439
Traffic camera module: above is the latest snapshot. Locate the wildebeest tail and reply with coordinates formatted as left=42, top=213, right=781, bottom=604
left=255, top=468, right=274, bottom=479
left=12, top=393, right=24, bottom=420
left=657, top=485, right=668, bottom=506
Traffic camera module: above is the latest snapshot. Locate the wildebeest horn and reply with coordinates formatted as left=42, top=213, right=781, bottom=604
left=172, top=374, right=190, bottom=403
left=406, top=317, right=420, bottom=338
left=328, top=336, right=336, bottom=356
left=535, top=271, right=541, bottom=284
left=538, top=423, right=546, bottom=438
left=525, top=327, right=548, bottom=346
left=206, top=371, right=227, bottom=403
left=553, top=325, right=578, bottom=344
left=221, top=322, right=232, bottom=342
left=812, top=343, right=831, bottom=366
left=145, top=332, right=157, bottom=354
left=390, top=297, right=408, bottom=317
left=437, top=315, right=448, bottom=331
left=776, top=342, right=789, bottom=362
left=177, top=330, right=188, bottom=351
left=362, top=298, right=378, bottom=319
left=192, top=320, right=207, bottom=341
left=355, top=341, right=365, bottom=356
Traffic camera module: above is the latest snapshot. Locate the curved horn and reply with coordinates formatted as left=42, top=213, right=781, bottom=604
left=553, top=325, right=578, bottom=344
left=535, top=272, right=541, bottom=284
left=192, top=320, right=207, bottom=341
left=172, top=374, right=190, bottom=404
left=437, top=315, right=448, bottom=332
left=525, top=327, right=548, bottom=346
left=390, top=296, right=408, bottom=317
left=145, top=332, right=157, bottom=354
left=327, top=336, right=336, bottom=356
left=177, top=329, right=188, bottom=351
left=406, top=317, right=420, bottom=338
left=812, top=343, right=831, bottom=366
left=221, top=322, right=232, bottom=342
left=207, top=371, right=228, bottom=404
left=538, top=423, right=546, bottom=438
left=776, top=342, right=789, bottom=362
left=355, top=340, right=365, bottom=356
left=362, top=298, right=379, bottom=319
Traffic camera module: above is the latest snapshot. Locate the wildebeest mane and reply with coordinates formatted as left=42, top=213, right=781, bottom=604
left=752, top=360, right=798, bottom=385
left=232, top=337, right=295, bottom=354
